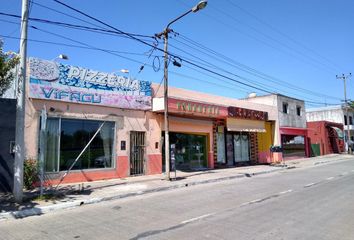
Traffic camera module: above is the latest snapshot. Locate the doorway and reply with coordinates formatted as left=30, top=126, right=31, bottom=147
left=130, top=131, right=145, bottom=175
left=233, top=133, right=250, bottom=163
left=226, top=132, right=251, bottom=165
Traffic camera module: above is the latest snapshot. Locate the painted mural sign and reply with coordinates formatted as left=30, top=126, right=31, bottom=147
left=228, top=106, right=268, bottom=121
left=29, top=58, right=152, bottom=110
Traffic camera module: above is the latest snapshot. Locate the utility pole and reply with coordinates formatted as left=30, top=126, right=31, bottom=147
left=156, top=1, right=207, bottom=181
left=337, top=73, right=352, bottom=154
left=13, top=0, right=29, bottom=203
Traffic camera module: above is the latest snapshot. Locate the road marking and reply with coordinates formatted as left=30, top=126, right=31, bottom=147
left=181, top=213, right=214, bottom=224
left=304, top=183, right=316, bottom=188
left=342, top=172, right=348, bottom=175
left=240, top=190, right=293, bottom=207
left=279, top=189, right=293, bottom=195
left=240, top=199, right=262, bottom=206
left=351, top=170, right=354, bottom=172
left=326, top=177, right=335, bottom=180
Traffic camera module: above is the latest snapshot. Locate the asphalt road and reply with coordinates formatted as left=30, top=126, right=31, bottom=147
left=1, top=159, right=354, bottom=240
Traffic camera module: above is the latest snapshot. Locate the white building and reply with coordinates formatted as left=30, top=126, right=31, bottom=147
left=306, top=105, right=354, bottom=149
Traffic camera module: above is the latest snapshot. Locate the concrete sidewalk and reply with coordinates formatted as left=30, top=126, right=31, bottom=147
left=1, top=154, right=353, bottom=220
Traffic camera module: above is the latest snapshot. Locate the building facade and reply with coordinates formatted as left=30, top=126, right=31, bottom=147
left=152, top=85, right=281, bottom=169
left=21, top=58, right=288, bottom=186
left=306, top=105, right=354, bottom=151
left=307, top=121, right=344, bottom=156
left=25, top=58, right=161, bottom=185
left=245, top=94, right=309, bottom=160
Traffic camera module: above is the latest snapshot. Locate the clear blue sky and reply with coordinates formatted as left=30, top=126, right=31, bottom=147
left=1, top=0, right=353, bottom=107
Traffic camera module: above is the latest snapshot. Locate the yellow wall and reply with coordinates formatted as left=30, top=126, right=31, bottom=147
left=257, top=121, right=275, bottom=163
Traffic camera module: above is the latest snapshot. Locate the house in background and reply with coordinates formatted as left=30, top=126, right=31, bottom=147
left=245, top=94, right=309, bottom=160
left=306, top=105, right=354, bottom=151
left=307, top=121, right=344, bottom=156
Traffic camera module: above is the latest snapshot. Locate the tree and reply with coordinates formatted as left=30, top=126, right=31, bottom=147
left=349, top=101, right=354, bottom=108
left=0, top=39, right=19, bottom=96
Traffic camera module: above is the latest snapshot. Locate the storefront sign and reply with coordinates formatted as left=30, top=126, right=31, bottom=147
left=168, top=98, right=228, bottom=118
left=29, top=58, right=152, bottom=110
left=228, top=106, right=268, bottom=121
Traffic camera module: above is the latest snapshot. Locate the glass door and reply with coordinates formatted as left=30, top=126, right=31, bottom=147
left=233, top=133, right=250, bottom=163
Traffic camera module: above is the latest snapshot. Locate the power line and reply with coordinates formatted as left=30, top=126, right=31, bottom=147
left=1, top=11, right=326, bottom=102
left=0, top=33, right=157, bottom=58
left=210, top=3, right=340, bottom=74
left=49, top=0, right=340, bottom=105
left=175, top=33, right=341, bottom=101
left=0, top=12, right=157, bottom=41
left=225, top=0, right=343, bottom=72
left=176, top=1, right=338, bottom=75
left=1, top=3, right=339, bottom=106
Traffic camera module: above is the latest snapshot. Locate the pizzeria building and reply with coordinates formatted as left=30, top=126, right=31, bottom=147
left=25, top=58, right=161, bottom=185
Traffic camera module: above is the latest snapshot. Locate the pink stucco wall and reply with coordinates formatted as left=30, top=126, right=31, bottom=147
left=25, top=97, right=162, bottom=183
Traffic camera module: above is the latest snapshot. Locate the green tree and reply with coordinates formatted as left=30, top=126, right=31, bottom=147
left=349, top=101, right=354, bottom=108
left=0, top=39, right=19, bottom=96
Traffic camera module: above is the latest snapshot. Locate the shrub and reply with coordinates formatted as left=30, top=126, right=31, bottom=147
left=24, top=159, right=39, bottom=190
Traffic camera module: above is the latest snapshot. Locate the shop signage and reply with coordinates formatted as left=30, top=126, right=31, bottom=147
left=228, top=106, right=268, bottom=121
left=168, top=98, right=228, bottom=118
left=29, top=58, right=152, bottom=110
left=177, top=101, right=220, bottom=115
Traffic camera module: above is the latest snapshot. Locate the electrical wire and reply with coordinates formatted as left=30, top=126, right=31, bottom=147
left=210, top=3, right=340, bottom=74
left=0, top=33, right=158, bottom=57
left=0, top=12, right=158, bottom=42
left=175, top=33, right=341, bottom=101
left=1, top=2, right=340, bottom=106
left=225, top=0, right=343, bottom=72
left=50, top=0, right=341, bottom=105
left=2, top=6, right=338, bottom=103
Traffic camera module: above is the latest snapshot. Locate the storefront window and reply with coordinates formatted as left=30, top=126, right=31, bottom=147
left=216, top=132, right=226, bottom=164
left=234, top=134, right=250, bottom=162
left=44, top=118, right=115, bottom=172
left=166, top=132, right=207, bottom=170
left=226, top=132, right=251, bottom=165
left=282, top=135, right=305, bottom=158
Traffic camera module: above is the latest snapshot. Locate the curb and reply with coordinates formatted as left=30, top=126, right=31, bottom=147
left=0, top=167, right=286, bottom=221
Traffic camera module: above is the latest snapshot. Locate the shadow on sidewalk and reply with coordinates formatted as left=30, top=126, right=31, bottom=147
left=0, top=185, right=93, bottom=215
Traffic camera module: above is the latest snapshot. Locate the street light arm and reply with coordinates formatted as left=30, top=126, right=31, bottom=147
left=166, top=9, right=193, bottom=30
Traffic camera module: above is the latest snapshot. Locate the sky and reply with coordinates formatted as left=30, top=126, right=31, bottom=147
left=1, top=0, right=354, bottom=108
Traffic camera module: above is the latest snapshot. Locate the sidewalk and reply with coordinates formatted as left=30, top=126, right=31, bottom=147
left=1, top=154, right=353, bottom=220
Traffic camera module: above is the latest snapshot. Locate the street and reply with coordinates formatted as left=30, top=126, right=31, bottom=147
left=1, top=159, right=354, bottom=240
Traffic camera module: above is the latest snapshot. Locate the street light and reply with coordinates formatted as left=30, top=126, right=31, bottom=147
left=157, top=0, right=207, bottom=181
left=120, top=69, right=130, bottom=74
left=51, top=54, right=69, bottom=61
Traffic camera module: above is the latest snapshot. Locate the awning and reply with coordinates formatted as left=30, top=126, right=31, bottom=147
left=227, top=118, right=266, bottom=133
left=329, top=126, right=344, bottom=139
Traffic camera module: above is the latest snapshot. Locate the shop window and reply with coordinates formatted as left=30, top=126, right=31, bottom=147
left=344, top=115, right=348, bottom=125
left=281, top=135, right=305, bottom=158
left=216, top=132, right=226, bottom=164
left=296, top=106, right=302, bottom=116
left=282, top=102, right=289, bottom=114
left=43, top=118, right=115, bottom=172
left=164, top=132, right=207, bottom=170
left=349, top=116, right=353, bottom=125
